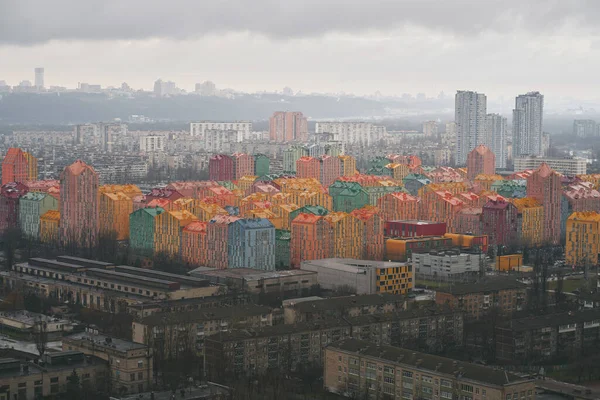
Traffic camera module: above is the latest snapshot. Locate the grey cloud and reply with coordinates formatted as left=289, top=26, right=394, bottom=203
left=0, top=0, right=599, bottom=45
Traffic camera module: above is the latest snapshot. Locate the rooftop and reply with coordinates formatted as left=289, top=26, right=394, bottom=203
left=301, top=258, right=407, bottom=273
left=141, top=304, right=272, bottom=326
left=189, top=267, right=315, bottom=281
left=65, top=331, right=148, bottom=352
left=438, top=277, right=526, bottom=295
left=503, top=309, right=600, bottom=332
left=289, top=293, right=405, bottom=313
left=329, top=338, right=530, bottom=387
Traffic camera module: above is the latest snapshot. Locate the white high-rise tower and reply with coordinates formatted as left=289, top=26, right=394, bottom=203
left=455, top=91, right=487, bottom=165
left=512, top=92, right=544, bottom=159
left=486, top=114, right=507, bottom=169
left=34, top=67, right=44, bottom=89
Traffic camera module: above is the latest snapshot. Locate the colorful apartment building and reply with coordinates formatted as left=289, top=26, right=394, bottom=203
left=319, top=155, right=341, bottom=186
left=474, top=174, right=503, bottom=192
left=385, top=236, right=453, bottom=262
left=385, top=163, right=411, bottom=181
left=154, top=210, right=198, bottom=259
left=0, top=182, right=29, bottom=234
left=99, top=191, right=133, bottom=241
left=296, top=156, right=320, bottom=181
left=420, top=190, right=465, bottom=232
left=202, top=186, right=236, bottom=208
left=482, top=198, right=519, bottom=246
left=377, top=192, right=420, bottom=222
left=145, top=188, right=184, bottom=203
left=444, top=233, right=489, bottom=252
left=271, top=203, right=300, bottom=230
left=207, top=215, right=240, bottom=269
left=253, top=154, right=270, bottom=177
left=232, top=153, right=255, bottom=180
left=491, top=179, right=527, bottom=199
left=402, top=173, right=431, bottom=196
left=98, top=184, right=142, bottom=199
left=290, top=213, right=332, bottom=268
left=338, top=155, right=357, bottom=176
left=363, top=186, right=404, bottom=206
left=2, top=148, right=37, bottom=184
left=455, top=207, right=483, bottom=235
left=275, top=229, right=291, bottom=269
left=565, top=212, right=600, bottom=267
left=290, top=190, right=333, bottom=210
left=526, top=163, right=562, bottom=245
left=59, top=161, right=99, bottom=249
left=511, top=197, right=544, bottom=247
left=209, top=154, right=234, bottom=181
left=324, top=212, right=363, bottom=259
left=228, top=218, right=276, bottom=270
left=19, top=192, right=58, bottom=240
left=466, top=145, right=496, bottom=180
left=129, top=207, right=165, bottom=257
left=351, top=207, right=384, bottom=260
left=181, top=221, right=208, bottom=268
left=237, top=176, right=258, bottom=194
left=563, top=181, right=600, bottom=214
left=40, top=210, right=60, bottom=244
left=329, top=181, right=369, bottom=213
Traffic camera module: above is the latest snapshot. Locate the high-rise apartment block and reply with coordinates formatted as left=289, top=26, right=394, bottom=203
left=466, top=145, right=495, bottom=180
left=190, top=121, right=251, bottom=141
left=315, top=122, right=386, bottom=145
left=139, top=135, right=165, bottom=153
left=422, top=120, right=438, bottom=136
left=208, top=154, right=234, bottom=181
left=486, top=113, right=507, bottom=169
left=59, top=160, right=99, bottom=248
left=573, top=120, right=598, bottom=138
left=269, top=112, right=308, bottom=142
left=526, top=163, right=562, bottom=245
left=2, top=148, right=38, bottom=184
left=34, top=67, right=44, bottom=89
left=19, top=192, right=58, bottom=240
left=455, top=91, right=487, bottom=165
left=566, top=212, right=600, bottom=267
left=513, top=91, right=544, bottom=158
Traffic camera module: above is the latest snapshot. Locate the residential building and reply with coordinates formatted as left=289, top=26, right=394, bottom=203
left=324, top=338, right=535, bottom=400
left=526, top=163, right=562, bottom=245
left=190, top=121, right=251, bottom=141
left=206, top=215, right=240, bottom=269
left=315, top=122, right=386, bottom=145
left=0, top=351, right=107, bottom=400
left=422, top=120, right=438, bottom=136
left=565, top=211, right=600, bottom=267
left=181, top=221, right=208, bottom=268
left=0, top=310, right=73, bottom=339
left=481, top=198, right=518, bottom=246
left=385, top=236, right=453, bottom=262
left=329, top=181, right=369, bottom=213
left=573, top=119, right=598, bottom=138
left=435, top=278, right=527, bottom=319
left=466, top=145, right=495, bottom=180
left=99, top=191, right=133, bottom=241
left=2, top=148, right=37, bottom=184
left=301, top=258, right=412, bottom=295
left=129, top=207, right=165, bottom=257
left=513, top=91, right=544, bottom=158
left=19, top=192, right=58, bottom=240
left=338, top=155, right=357, bottom=176
left=320, top=155, right=341, bottom=186
left=228, top=218, right=276, bottom=271
left=324, top=212, right=363, bottom=259
left=269, top=111, right=308, bottom=142
left=231, top=153, right=254, bottom=180
left=496, top=309, right=600, bottom=363
left=384, top=220, right=446, bottom=238
left=253, top=153, right=270, bottom=176
left=351, top=207, right=384, bottom=260
left=59, top=160, right=99, bottom=249
left=455, top=90, right=487, bottom=165
left=63, top=330, right=153, bottom=394
left=139, top=135, right=165, bottom=153
left=378, top=193, right=420, bottom=223
left=208, top=154, right=234, bottom=181
left=40, top=210, right=60, bottom=244
left=511, top=197, right=544, bottom=247
left=154, top=210, right=198, bottom=259
left=283, top=293, right=406, bottom=324
left=486, top=113, right=507, bottom=168
left=290, top=213, right=332, bottom=268
left=296, top=156, right=320, bottom=181
left=514, top=156, right=586, bottom=176
left=0, top=182, right=29, bottom=234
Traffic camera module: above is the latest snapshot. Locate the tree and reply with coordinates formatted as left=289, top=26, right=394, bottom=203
left=33, top=317, right=48, bottom=358
left=2, top=226, right=22, bottom=270
left=65, top=369, right=82, bottom=400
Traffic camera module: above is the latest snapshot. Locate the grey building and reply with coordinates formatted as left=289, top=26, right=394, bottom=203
left=413, top=249, right=480, bottom=282
left=455, top=90, right=487, bottom=165
left=513, top=91, right=544, bottom=158
left=486, top=113, right=507, bottom=169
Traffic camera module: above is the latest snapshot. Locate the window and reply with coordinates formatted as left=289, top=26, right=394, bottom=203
left=422, top=375, right=432, bottom=383
left=130, top=373, right=136, bottom=381
left=441, top=391, right=453, bottom=399
left=18, top=383, right=26, bottom=388
left=384, top=366, right=394, bottom=374
left=138, top=361, right=144, bottom=368
left=441, top=379, right=452, bottom=388
left=462, top=384, right=474, bottom=393
left=50, top=377, right=59, bottom=383
left=34, top=380, right=42, bottom=385
left=402, top=371, right=413, bottom=378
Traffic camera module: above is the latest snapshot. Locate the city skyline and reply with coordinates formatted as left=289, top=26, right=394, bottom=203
left=2, top=1, right=600, bottom=100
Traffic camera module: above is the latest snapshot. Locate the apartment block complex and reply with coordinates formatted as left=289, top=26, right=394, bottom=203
left=18, top=192, right=58, bottom=240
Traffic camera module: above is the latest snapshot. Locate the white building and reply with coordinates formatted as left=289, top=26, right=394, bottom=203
left=34, top=67, right=44, bottom=89
left=204, top=129, right=240, bottom=153
left=422, top=121, right=438, bottom=136
left=573, top=120, right=598, bottom=138
left=139, top=135, right=166, bottom=153
left=455, top=91, right=487, bottom=165
left=486, top=113, right=507, bottom=169
left=315, top=122, right=386, bottom=145
left=442, top=121, right=456, bottom=147
left=413, top=250, right=479, bottom=282
left=514, top=156, right=586, bottom=176
left=190, top=121, right=252, bottom=141
left=512, top=91, right=544, bottom=158
left=300, top=258, right=408, bottom=295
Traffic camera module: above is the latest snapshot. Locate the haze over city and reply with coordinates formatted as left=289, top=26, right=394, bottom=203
left=2, top=0, right=600, bottom=100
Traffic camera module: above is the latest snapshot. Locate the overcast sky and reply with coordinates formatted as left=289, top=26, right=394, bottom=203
left=1, top=0, right=599, bottom=100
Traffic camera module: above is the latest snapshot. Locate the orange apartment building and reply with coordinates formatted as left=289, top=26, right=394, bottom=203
left=206, top=215, right=240, bottom=269
left=290, top=213, right=332, bottom=268
left=474, top=174, right=504, bottom=192
left=232, top=153, right=255, bottom=180
left=271, top=203, right=300, bottom=230
left=320, top=155, right=341, bottom=187
left=99, top=191, right=133, bottom=240
left=154, top=210, right=198, bottom=259
left=40, top=210, right=60, bottom=244
left=385, top=163, right=411, bottom=181
left=377, top=192, right=420, bottom=222
left=296, top=156, right=320, bottom=181
left=181, top=221, right=209, bottom=268
left=420, top=191, right=465, bottom=232
left=324, top=212, right=363, bottom=259
left=338, top=155, right=357, bottom=176
left=2, top=148, right=37, bottom=184
left=351, top=207, right=384, bottom=260
left=511, top=197, right=544, bottom=247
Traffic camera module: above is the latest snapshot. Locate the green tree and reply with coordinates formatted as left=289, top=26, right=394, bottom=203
left=65, top=369, right=81, bottom=400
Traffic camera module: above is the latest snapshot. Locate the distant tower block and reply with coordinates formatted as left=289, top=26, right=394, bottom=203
left=34, top=68, right=44, bottom=89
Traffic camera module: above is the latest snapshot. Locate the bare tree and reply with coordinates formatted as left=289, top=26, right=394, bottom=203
left=33, top=317, right=49, bottom=357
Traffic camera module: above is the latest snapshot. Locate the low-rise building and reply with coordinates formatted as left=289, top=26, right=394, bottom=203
left=496, top=309, right=600, bottom=363
left=435, top=278, right=527, bottom=319
left=413, top=250, right=480, bottom=282
left=514, top=156, right=586, bottom=176
left=0, top=310, right=73, bottom=340
left=0, top=351, right=107, bottom=400
left=324, top=338, right=535, bottom=400
left=284, top=293, right=406, bottom=324
left=63, top=330, right=153, bottom=395
left=189, top=267, right=317, bottom=295
left=300, top=258, right=412, bottom=295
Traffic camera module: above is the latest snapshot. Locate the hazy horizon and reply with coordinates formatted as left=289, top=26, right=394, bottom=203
left=2, top=0, right=600, bottom=100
